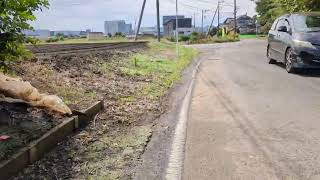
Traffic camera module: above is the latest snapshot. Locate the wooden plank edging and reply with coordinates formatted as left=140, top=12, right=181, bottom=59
left=0, top=100, right=104, bottom=180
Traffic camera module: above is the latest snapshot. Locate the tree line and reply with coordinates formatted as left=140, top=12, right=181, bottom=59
left=256, top=0, right=320, bottom=33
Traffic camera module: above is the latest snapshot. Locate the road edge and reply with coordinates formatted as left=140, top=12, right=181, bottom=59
left=165, top=55, right=204, bottom=180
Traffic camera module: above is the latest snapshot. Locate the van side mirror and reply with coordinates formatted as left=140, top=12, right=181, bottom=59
left=278, top=26, right=288, bottom=32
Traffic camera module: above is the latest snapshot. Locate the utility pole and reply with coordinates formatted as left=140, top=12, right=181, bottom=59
left=156, top=0, right=161, bottom=42
left=207, top=5, right=218, bottom=36
left=194, top=13, right=196, bottom=28
left=234, top=0, right=237, bottom=39
left=176, top=0, right=179, bottom=56
left=135, top=0, right=147, bottom=41
left=217, top=0, right=220, bottom=37
left=201, top=10, right=204, bottom=34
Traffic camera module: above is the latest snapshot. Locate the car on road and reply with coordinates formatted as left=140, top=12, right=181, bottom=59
left=267, top=12, right=320, bottom=73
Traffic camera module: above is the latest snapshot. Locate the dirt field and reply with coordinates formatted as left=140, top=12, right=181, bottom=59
left=27, top=42, right=147, bottom=56
left=6, top=41, right=197, bottom=179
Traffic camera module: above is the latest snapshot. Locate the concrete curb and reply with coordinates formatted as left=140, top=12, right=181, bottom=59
left=0, top=100, right=104, bottom=180
left=165, top=57, right=205, bottom=180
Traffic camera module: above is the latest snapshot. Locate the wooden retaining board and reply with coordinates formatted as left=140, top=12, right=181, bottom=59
left=0, top=100, right=104, bottom=180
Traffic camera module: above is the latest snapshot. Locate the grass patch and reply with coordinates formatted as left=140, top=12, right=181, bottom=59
left=187, top=36, right=240, bottom=44
left=239, top=34, right=267, bottom=39
left=120, top=41, right=198, bottom=100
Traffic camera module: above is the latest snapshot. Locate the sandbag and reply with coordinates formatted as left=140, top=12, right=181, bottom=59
left=0, top=73, right=72, bottom=115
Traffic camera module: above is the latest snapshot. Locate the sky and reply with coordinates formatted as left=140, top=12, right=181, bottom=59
left=32, top=0, right=257, bottom=32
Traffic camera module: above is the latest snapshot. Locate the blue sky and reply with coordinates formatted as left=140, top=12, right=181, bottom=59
left=32, top=0, right=256, bottom=31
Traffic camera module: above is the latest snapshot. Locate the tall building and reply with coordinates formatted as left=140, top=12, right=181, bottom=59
left=104, top=20, right=132, bottom=35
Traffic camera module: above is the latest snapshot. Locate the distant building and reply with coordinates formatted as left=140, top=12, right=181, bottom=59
left=140, top=26, right=164, bottom=36
left=163, top=15, right=185, bottom=26
left=51, top=31, right=82, bottom=37
left=87, top=32, right=104, bottom=40
left=23, top=29, right=50, bottom=39
left=104, top=20, right=132, bottom=36
left=79, top=31, right=87, bottom=37
left=163, top=17, right=194, bottom=36
left=221, top=15, right=258, bottom=34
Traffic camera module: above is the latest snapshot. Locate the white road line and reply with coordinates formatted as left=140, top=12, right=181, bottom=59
left=165, top=57, right=204, bottom=180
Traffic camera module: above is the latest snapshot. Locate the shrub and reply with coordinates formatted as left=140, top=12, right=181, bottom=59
left=166, top=36, right=176, bottom=42
left=0, top=0, right=49, bottom=64
left=45, top=38, right=59, bottom=43
left=114, top=32, right=125, bottom=37
left=190, top=32, right=200, bottom=43
left=179, top=35, right=190, bottom=42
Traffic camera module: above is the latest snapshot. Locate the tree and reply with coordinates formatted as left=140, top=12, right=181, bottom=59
left=305, top=0, right=320, bottom=10
left=255, top=0, right=319, bottom=33
left=256, top=0, right=280, bottom=33
left=0, top=0, right=49, bottom=63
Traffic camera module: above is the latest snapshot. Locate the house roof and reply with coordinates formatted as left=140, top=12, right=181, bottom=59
left=163, top=18, right=192, bottom=25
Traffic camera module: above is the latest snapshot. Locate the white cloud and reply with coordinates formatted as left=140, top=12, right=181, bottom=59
left=31, top=0, right=256, bottom=31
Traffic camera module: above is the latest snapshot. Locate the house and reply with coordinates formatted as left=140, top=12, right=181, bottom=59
left=221, top=15, right=258, bottom=35
left=104, top=20, right=132, bottom=36
left=163, top=17, right=194, bottom=37
left=87, top=32, right=104, bottom=40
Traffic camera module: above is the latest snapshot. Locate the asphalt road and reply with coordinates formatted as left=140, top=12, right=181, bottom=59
left=183, top=39, right=320, bottom=180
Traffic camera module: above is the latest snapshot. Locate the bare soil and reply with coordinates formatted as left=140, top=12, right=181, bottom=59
left=0, top=100, right=65, bottom=162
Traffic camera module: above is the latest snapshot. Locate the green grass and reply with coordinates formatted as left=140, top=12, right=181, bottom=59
left=186, top=36, right=240, bottom=44
left=120, top=41, right=198, bottom=100
left=239, top=34, right=267, bottom=39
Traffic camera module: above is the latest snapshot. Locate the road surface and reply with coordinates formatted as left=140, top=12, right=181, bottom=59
left=183, top=39, right=320, bottom=180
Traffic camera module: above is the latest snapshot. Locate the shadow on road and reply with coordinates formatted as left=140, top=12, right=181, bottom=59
left=274, top=62, right=320, bottom=77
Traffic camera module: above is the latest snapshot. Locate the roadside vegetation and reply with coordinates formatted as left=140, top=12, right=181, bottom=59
left=239, top=34, right=267, bottom=39
left=10, top=40, right=198, bottom=179
left=167, top=31, right=239, bottom=45
left=256, top=0, right=320, bottom=33
left=0, top=0, right=49, bottom=65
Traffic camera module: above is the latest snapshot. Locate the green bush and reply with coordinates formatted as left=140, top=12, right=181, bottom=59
left=190, top=32, right=200, bottom=43
left=45, top=38, right=59, bottom=43
left=114, top=32, right=125, bottom=37
left=179, top=35, right=190, bottom=42
left=166, top=36, right=176, bottom=42
left=0, top=0, right=49, bottom=63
